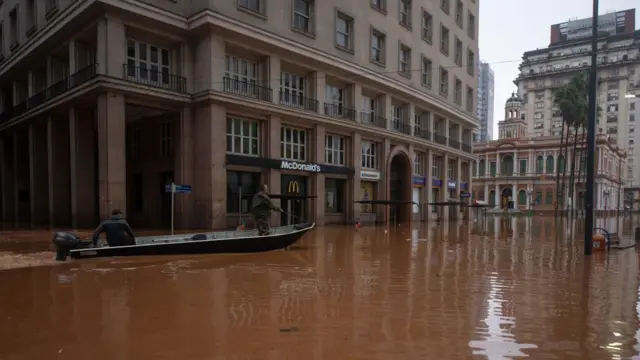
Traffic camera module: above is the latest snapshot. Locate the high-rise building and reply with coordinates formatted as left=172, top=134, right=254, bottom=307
left=514, top=9, right=639, bottom=186
left=0, top=0, right=478, bottom=228
left=476, top=61, right=495, bottom=142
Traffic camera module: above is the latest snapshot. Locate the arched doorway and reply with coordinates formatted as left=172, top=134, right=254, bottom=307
left=501, top=187, right=513, bottom=208
left=388, top=148, right=412, bottom=224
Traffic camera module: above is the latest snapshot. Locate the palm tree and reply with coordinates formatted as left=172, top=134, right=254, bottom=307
left=553, top=72, right=589, bottom=214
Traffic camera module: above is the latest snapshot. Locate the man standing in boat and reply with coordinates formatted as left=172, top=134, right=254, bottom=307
left=251, top=184, right=283, bottom=235
left=91, top=209, right=137, bottom=247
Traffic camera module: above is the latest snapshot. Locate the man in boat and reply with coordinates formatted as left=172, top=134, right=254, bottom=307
left=251, top=184, right=283, bottom=235
left=91, top=209, right=137, bottom=247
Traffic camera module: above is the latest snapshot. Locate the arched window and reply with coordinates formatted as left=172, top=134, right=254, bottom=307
left=545, top=155, right=554, bottom=174
left=518, top=189, right=527, bottom=205
left=557, top=154, right=565, bottom=173
left=502, top=155, right=514, bottom=175
left=536, top=156, right=544, bottom=174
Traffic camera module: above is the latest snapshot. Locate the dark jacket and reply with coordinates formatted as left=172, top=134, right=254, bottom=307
left=92, top=215, right=136, bottom=247
left=251, top=191, right=279, bottom=218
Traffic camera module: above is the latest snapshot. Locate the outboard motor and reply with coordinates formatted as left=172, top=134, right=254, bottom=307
left=52, top=232, right=81, bottom=261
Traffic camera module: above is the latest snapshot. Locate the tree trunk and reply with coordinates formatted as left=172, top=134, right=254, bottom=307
left=576, top=128, right=587, bottom=214
left=568, top=126, right=580, bottom=212
left=555, top=122, right=566, bottom=204
left=558, top=122, right=571, bottom=214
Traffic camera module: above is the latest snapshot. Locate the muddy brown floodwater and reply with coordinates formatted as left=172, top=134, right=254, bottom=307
left=2, top=217, right=640, bottom=359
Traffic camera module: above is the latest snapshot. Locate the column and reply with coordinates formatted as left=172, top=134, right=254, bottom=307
left=29, top=123, right=49, bottom=226
left=180, top=42, right=193, bottom=93
left=27, top=71, right=35, bottom=97
left=174, top=106, right=194, bottom=229
left=268, top=55, right=281, bottom=104
left=455, top=158, right=461, bottom=219
left=96, top=16, right=126, bottom=77
left=69, top=39, right=77, bottom=75
left=408, top=103, right=415, bottom=136
left=0, top=137, right=6, bottom=223
left=193, top=33, right=225, bottom=92
left=496, top=152, right=501, bottom=174
left=425, top=148, right=433, bottom=220
left=351, top=83, right=362, bottom=122
left=13, top=133, right=19, bottom=227
left=46, top=56, right=53, bottom=87
left=484, top=184, right=489, bottom=202
left=553, top=150, right=558, bottom=175
left=442, top=153, right=449, bottom=219
left=312, top=124, right=326, bottom=225
left=512, top=183, right=517, bottom=207
left=74, top=108, right=97, bottom=227
left=380, top=138, right=391, bottom=223
left=484, top=154, right=489, bottom=176
left=350, top=132, right=361, bottom=223
left=69, top=108, right=78, bottom=228
left=266, top=115, right=281, bottom=226
left=315, top=71, right=326, bottom=115
left=383, top=95, right=392, bottom=129
left=97, top=92, right=127, bottom=220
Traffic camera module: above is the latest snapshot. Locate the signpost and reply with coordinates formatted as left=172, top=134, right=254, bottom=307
left=165, top=183, right=192, bottom=234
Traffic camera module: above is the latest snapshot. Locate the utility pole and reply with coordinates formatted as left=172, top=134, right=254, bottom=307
left=584, top=0, right=599, bottom=255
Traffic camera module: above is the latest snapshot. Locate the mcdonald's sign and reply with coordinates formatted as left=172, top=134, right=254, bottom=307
left=288, top=181, right=300, bottom=194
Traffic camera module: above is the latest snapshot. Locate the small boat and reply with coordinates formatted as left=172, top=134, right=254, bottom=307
left=53, top=222, right=315, bottom=261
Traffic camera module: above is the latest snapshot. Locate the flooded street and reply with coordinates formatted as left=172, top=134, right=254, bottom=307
left=2, top=217, right=640, bottom=359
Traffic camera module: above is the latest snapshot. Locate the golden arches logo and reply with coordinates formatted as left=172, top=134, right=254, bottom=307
left=288, top=181, right=300, bottom=194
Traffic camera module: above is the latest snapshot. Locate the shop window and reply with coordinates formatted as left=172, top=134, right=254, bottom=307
left=325, top=178, right=345, bottom=213
left=360, top=181, right=376, bottom=213
left=226, top=170, right=261, bottom=213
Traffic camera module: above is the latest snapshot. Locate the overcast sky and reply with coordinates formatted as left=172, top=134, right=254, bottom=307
left=479, top=0, right=640, bottom=138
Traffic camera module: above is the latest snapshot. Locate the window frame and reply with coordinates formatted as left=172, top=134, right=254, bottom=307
left=280, top=126, right=307, bottom=161
left=421, top=9, right=433, bottom=43
left=292, top=0, right=314, bottom=35
left=226, top=117, right=262, bottom=156
left=421, top=55, right=432, bottom=88
left=370, top=27, right=386, bottom=65
left=361, top=140, right=378, bottom=170
left=398, top=42, right=412, bottom=78
left=439, top=67, right=449, bottom=97
left=325, top=134, right=346, bottom=166
left=126, top=39, right=172, bottom=87
left=399, top=0, right=412, bottom=28
left=335, top=11, right=354, bottom=53
left=238, top=0, right=266, bottom=17
left=440, top=24, right=449, bottom=56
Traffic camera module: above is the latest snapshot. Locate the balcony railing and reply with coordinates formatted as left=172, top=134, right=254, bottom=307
left=222, top=77, right=272, bottom=102
left=279, top=92, right=318, bottom=112
left=360, top=112, right=386, bottom=128
left=123, top=64, right=187, bottom=93
left=414, top=127, right=431, bottom=141
left=449, top=138, right=461, bottom=149
left=324, top=103, right=356, bottom=121
left=461, top=143, right=472, bottom=153
left=391, top=119, right=411, bottom=135
left=0, top=64, right=98, bottom=126
left=434, top=133, right=447, bottom=145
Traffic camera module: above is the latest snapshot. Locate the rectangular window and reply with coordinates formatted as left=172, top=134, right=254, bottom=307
left=292, top=0, right=313, bottom=34
left=519, top=159, right=527, bottom=175
left=467, top=12, right=476, bottom=39
left=432, top=155, right=441, bottom=178
left=391, top=104, right=403, bottom=130
left=440, top=0, right=450, bottom=14
left=454, top=37, right=462, bottom=66
left=421, top=10, right=433, bottom=43
left=224, top=54, right=259, bottom=97
left=160, top=120, right=173, bottom=158
left=455, top=0, right=463, bottom=27
left=454, top=78, right=462, bottom=105
left=280, top=71, right=306, bottom=107
left=414, top=151, right=425, bottom=175
left=421, top=56, right=432, bottom=88
left=467, top=48, right=475, bottom=75
left=325, top=134, right=345, bottom=166
left=371, top=0, right=386, bottom=12
left=439, top=67, right=448, bottom=97
left=238, top=0, right=265, bottom=15
left=440, top=25, right=449, bottom=56
left=336, top=12, right=354, bottom=51
left=466, top=86, right=474, bottom=111
left=9, top=8, right=18, bottom=48
left=490, top=162, right=496, bottom=176
left=325, top=85, right=345, bottom=116
left=226, top=117, right=261, bottom=156
left=281, top=127, right=307, bottom=161
left=126, top=39, right=171, bottom=86
left=398, top=43, right=411, bottom=77
left=325, top=178, right=345, bottom=213
left=545, top=190, right=553, bottom=205
left=26, top=0, right=36, bottom=31
left=371, top=29, right=385, bottom=64
left=361, top=141, right=377, bottom=169
left=535, top=190, right=542, bottom=205
left=399, top=0, right=412, bottom=27
left=447, top=160, right=454, bottom=179
left=226, top=171, right=261, bottom=213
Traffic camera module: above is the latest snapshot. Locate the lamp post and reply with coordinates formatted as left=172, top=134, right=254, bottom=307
left=584, top=0, right=599, bottom=255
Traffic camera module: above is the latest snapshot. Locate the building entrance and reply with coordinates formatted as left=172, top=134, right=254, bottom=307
left=280, top=175, right=308, bottom=225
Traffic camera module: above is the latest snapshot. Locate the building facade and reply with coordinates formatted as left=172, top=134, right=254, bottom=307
left=476, top=60, right=494, bottom=143
left=0, top=0, right=478, bottom=230
left=514, top=10, right=639, bottom=185
left=472, top=94, right=627, bottom=212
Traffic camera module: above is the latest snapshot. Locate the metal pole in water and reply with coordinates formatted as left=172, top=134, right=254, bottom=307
left=584, top=0, right=599, bottom=255
left=171, top=182, right=175, bottom=235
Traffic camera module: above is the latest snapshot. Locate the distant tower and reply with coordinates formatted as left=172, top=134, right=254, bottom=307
left=498, top=92, right=527, bottom=140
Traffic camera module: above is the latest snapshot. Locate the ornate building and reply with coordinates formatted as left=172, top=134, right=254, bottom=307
left=472, top=94, right=627, bottom=212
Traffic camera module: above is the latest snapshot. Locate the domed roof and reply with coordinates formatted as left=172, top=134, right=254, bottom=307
left=505, top=92, right=522, bottom=104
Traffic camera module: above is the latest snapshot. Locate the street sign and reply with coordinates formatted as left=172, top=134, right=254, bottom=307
left=165, top=184, right=192, bottom=194
left=460, top=192, right=471, bottom=198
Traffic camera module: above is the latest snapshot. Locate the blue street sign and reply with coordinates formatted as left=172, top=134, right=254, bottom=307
left=165, top=184, right=192, bottom=194
left=460, top=192, right=471, bottom=198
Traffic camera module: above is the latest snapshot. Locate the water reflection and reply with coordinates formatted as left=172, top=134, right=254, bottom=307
left=0, top=217, right=640, bottom=359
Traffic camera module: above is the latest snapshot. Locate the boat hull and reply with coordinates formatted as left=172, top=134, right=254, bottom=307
left=67, top=223, right=314, bottom=260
